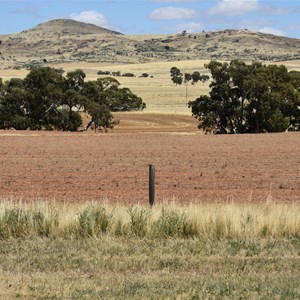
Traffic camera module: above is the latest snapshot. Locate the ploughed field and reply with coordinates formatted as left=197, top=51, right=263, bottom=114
left=0, top=114, right=299, bottom=204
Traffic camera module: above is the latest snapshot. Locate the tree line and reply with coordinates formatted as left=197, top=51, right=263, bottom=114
left=0, top=67, right=146, bottom=131
left=184, top=60, right=300, bottom=133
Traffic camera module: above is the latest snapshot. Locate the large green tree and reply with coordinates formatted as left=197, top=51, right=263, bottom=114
left=23, top=66, right=64, bottom=129
left=0, top=78, right=30, bottom=130
left=58, top=70, right=88, bottom=131
left=82, top=77, right=145, bottom=130
left=82, top=79, right=116, bottom=130
left=189, top=60, right=300, bottom=134
left=0, top=67, right=145, bottom=131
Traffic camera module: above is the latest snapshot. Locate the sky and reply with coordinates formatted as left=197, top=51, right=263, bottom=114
left=0, top=0, right=299, bottom=39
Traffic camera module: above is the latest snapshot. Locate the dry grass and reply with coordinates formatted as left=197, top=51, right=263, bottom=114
left=0, top=200, right=299, bottom=239
left=81, top=60, right=211, bottom=114
left=0, top=200, right=300, bottom=298
left=0, top=59, right=210, bottom=114
left=1, top=237, right=300, bottom=299
left=2, top=59, right=300, bottom=115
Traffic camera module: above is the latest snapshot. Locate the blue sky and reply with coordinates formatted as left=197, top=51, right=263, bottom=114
left=0, top=0, right=299, bottom=38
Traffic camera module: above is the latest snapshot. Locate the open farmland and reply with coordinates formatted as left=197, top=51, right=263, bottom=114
left=0, top=129, right=299, bottom=204
left=1, top=59, right=300, bottom=204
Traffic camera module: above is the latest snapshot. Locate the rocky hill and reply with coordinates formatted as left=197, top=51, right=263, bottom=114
left=1, top=19, right=300, bottom=69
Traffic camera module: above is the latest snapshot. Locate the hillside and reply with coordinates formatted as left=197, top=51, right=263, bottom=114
left=1, top=19, right=300, bottom=69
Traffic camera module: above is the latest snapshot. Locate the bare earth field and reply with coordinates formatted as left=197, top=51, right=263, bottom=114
left=0, top=127, right=299, bottom=205
left=1, top=60, right=300, bottom=205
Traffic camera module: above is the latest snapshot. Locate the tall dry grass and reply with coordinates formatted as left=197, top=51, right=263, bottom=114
left=0, top=199, right=300, bottom=298
left=0, top=200, right=299, bottom=240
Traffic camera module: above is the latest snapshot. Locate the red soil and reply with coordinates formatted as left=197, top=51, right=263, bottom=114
left=0, top=126, right=299, bottom=205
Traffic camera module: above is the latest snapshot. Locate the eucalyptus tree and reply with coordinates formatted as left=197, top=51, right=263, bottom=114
left=189, top=60, right=300, bottom=133
left=0, top=67, right=146, bottom=131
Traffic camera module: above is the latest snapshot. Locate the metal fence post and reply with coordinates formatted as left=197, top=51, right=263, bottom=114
left=149, top=164, right=155, bottom=208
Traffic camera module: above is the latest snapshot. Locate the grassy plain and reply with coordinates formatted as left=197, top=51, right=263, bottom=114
left=74, top=60, right=211, bottom=114
left=0, top=201, right=300, bottom=298
left=0, top=59, right=212, bottom=114
left=2, top=59, right=300, bottom=116
left=64, top=59, right=300, bottom=115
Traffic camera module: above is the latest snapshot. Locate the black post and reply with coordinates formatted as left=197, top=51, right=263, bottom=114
left=149, top=164, right=155, bottom=208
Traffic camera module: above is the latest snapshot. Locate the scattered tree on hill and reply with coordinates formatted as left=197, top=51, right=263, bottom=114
left=170, top=67, right=209, bottom=85
left=140, top=73, right=149, bottom=78
left=122, top=73, right=135, bottom=77
left=170, top=67, right=183, bottom=85
left=0, top=67, right=146, bottom=131
left=184, top=73, right=192, bottom=83
left=97, top=70, right=111, bottom=75
left=191, top=71, right=202, bottom=84
left=188, top=60, right=300, bottom=133
left=111, top=71, right=121, bottom=77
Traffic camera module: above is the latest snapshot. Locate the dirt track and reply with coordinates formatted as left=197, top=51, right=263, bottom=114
left=0, top=118, right=299, bottom=204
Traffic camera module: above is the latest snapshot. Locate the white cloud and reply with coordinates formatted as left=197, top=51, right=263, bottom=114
left=150, top=6, right=197, bottom=20
left=238, top=19, right=286, bottom=36
left=259, top=27, right=285, bottom=37
left=176, top=22, right=203, bottom=33
left=263, top=5, right=295, bottom=15
left=210, top=0, right=259, bottom=16
left=161, top=21, right=202, bottom=34
left=70, top=11, right=108, bottom=27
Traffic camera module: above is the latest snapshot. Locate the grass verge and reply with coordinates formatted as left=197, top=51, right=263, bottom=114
left=0, top=201, right=299, bottom=298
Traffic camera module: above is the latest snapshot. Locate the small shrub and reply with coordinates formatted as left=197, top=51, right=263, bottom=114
left=32, top=206, right=59, bottom=237
left=127, top=206, right=151, bottom=238
left=0, top=208, right=31, bottom=239
left=114, top=219, right=126, bottom=237
left=153, top=207, right=197, bottom=238
left=77, top=205, right=114, bottom=238
left=32, top=210, right=46, bottom=235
